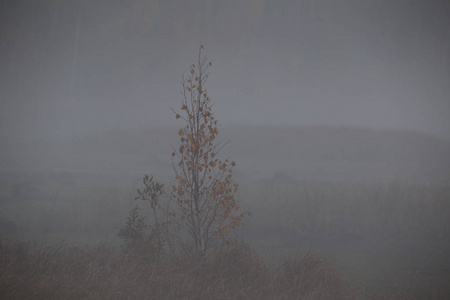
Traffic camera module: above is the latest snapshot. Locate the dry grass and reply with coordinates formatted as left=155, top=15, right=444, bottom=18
left=0, top=239, right=355, bottom=300
left=2, top=181, right=450, bottom=299
left=278, top=253, right=350, bottom=299
left=1, top=239, right=449, bottom=299
left=239, top=182, right=450, bottom=299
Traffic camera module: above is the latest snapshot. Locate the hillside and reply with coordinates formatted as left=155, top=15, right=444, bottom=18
left=2, top=125, right=449, bottom=185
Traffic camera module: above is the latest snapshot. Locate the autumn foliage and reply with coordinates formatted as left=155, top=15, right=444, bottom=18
left=170, top=46, right=246, bottom=255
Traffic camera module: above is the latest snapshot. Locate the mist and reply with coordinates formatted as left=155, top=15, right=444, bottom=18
left=1, top=0, right=449, bottom=143
left=1, top=1, right=450, bottom=298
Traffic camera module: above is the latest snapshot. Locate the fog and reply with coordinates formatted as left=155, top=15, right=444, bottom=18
left=1, top=0, right=449, bottom=143
left=1, top=1, right=450, bottom=297
left=1, top=0, right=449, bottom=186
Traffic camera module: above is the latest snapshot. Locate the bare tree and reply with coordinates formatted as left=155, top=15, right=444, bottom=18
left=169, top=46, right=246, bottom=256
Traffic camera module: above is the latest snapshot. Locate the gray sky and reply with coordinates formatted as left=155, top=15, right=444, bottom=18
left=1, top=0, right=449, bottom=142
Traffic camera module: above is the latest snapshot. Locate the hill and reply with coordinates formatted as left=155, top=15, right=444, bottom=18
left=2, top=125, right=449, bottom=185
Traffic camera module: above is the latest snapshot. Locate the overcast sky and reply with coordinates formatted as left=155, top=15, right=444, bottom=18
left=1, top=0, right=449, bottom=142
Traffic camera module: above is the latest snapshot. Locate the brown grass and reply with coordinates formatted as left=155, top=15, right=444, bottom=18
left=1, top=239, right=449, bottom=300
left=278, top=253, right=350, bottom=299
left=0, top=239, right=354, bottom=300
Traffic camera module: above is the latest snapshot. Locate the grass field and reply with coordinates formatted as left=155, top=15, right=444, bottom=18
left=1, top=171, right=450, bottom=299
left=239, top=181, right=450, bottom=298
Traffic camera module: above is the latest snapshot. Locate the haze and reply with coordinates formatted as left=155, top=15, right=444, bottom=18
left=2, top=2, right=450, bottom=297
left=1, top=0, right=449, bottom=143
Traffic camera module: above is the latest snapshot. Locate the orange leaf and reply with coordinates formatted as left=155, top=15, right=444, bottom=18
left=176, top=114, right=180, bottom=119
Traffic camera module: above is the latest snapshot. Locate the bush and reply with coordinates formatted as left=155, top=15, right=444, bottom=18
left=118, top=205, right=162, bottom=256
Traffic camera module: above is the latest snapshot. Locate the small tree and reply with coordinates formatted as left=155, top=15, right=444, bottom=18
left=119, top=175, right=166, bottom=255
left=170, top=46, right=246, bottom=256
left=117, top=205, right=148, bottom=252
left=135, top=175, right=165, bottom=254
